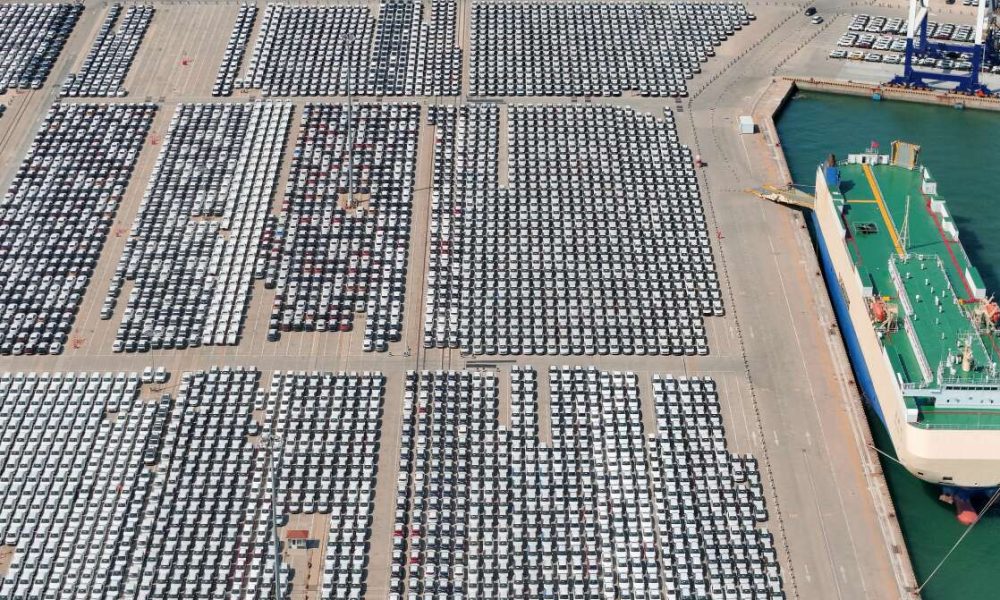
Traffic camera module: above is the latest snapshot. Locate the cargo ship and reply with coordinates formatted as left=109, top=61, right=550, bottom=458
left=812, top=141, right=1000, bottom=524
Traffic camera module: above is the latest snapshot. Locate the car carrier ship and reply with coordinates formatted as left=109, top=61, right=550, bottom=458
left=812, top=141, right=1000, bottom=524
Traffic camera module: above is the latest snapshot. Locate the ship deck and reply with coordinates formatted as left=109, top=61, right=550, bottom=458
left=833, top=162, right=1000, bottom=429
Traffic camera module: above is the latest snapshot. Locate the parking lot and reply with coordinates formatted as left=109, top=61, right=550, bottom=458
left=61, top=4, right=153, bottom=97
left=0, top=367, right=385, bottom=598
left=425, top=103, right=721, bottom=356
left=0, top=1, right=911, bottom=599
left=108, top=101, right=292, bottom=353
left=470, top=1, right=754, bottom=97
left=242, top=1, right=461, bottom=96
left=387, top=368, right=782, bottom=598
left=0, top=102, right=156, bottom=357
left=264, top=103, right=421, bottom=352
left=0, top=3, right=82, bottom=93
left=827, top=13, right=1000, bottom=73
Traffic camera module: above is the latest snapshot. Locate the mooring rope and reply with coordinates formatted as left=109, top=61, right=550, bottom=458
left=867, top=442, right=1000, bottom=593
left=916, top=486, right=1000, bottom=593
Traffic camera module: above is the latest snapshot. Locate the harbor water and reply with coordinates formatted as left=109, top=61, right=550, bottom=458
left=776, top=91, right=1000, bottom=600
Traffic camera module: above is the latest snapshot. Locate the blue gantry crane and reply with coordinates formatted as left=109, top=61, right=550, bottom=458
left=890, top=0, right=998, bottom=93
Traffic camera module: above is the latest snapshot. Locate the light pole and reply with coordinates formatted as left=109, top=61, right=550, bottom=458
left=342, top=34, right=356, bottom=209
left=263, top=434, right=284, bottom=600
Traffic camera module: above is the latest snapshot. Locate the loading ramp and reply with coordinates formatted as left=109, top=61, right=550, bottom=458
left=746, top=184, right=815, bottom=210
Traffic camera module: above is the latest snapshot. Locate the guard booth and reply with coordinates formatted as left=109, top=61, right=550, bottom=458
left=287, top=529, right=311, bottom=550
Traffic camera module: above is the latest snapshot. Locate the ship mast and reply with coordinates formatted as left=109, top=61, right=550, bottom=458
left=900, top=194, right=911, bottom=258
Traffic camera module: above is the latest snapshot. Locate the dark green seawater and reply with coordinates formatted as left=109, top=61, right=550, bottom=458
left=776, top=92, right=1000, bottom=600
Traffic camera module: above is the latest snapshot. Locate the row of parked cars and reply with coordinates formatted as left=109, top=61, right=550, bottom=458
left=837, top=14, right=1000, bottom=73
left=830, top=48, right=987, bottom=72
left=388, top=368, right=783, bottom=599
left=213, top=2, right=257, bottom=97
left=241, top=1, right=461, bottom=96
left=837, top=32, right=907, bottom=52
left=0, top=372, right=165, bottom=598
left=425, top=104, right=720, bottom=356
left=105, top=102, right=292, bottom=353
left=269, top=371, right=385, bottom=598
left=0, top=366, right=391, bottom=598
left=848, top=13, right=976, bottom=43
left=0, top=3, right=81, bottom=92
left=0, top=103, right=155, bottom=356
left=650, top=374, right=783, bottom=598
left=469, top=1, right=753, bottom=97
left=829, top=49, right=906, bottom=65
left=848, top=14, right=907, bottom=36
left=61, top=4, right=153, bottom=98
left=264, top=103, right=420, bottom=351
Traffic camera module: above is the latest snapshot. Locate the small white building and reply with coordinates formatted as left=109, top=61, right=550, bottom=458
left=739, top=115, right=755, bottom=134
left=286, top=529, right=311, bottom=550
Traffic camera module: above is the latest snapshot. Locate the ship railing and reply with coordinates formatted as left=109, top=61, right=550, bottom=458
left=888, top=258, right=913, bottom=316
left=937, top=375, right=1000, bottom=388
left=888, top=258, right=934, bottom=385
left=902, top=308, right=933, bottom=385
left=900, top=376, right=1000, bottom=391
left=911, top=419, right=1000, bottom=431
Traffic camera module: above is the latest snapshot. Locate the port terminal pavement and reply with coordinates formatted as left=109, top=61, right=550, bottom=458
left=774, top=0, right=1000, bottom=105
left=668, top=1, right=935, bottom=598
left=0, top=1, right=941, bottom=599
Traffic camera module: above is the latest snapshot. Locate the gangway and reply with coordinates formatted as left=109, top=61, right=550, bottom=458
left=745, top=185, right=814, bottom=210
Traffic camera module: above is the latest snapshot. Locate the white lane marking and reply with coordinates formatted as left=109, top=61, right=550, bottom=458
left=739, top=129, right=754, bottom=176
left=769, top=233, right=857, bottom=599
